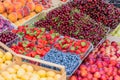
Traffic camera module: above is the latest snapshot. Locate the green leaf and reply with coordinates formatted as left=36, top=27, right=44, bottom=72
left=74, top=30, right=79, bottom=35
left=57, top=22, right=61, bottom=27
left=34, top=55, right=40, bottom=59
left=51, top=33, right=56, bottom=39
left=33, top=47, right=36, bottom=51
left=70, top=46, right=75, bottom=50
left=55, top=17, right=59, bottom=22
left=62, top=44, right=69, bottom=48
left=50, top=26, right=52, bottom=30
left=79, top=36, right=84, bottom=39
left=74, top=8, right=80, bottom=13
left=26, top=30, right=31, bottom=34
left=41, top=28, right=45, bottom=32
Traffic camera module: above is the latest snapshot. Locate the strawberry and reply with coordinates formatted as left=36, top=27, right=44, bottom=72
left=26, top=53, right=31, bottom=57
left=46, top=34, right=51, bottom=40
left=31, top=51, right=37, bottom=57
left=49, top=30, right=54, bottom=34
left=41, top=50, right=47, bottom=56
left=76, top=50, right=81, bottom=54
left=81, top=48, right=86, bottom=53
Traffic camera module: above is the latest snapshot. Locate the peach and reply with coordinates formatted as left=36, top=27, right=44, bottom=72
left=15, top=0, right=26, bottom=6
left=3, top=0, right=12, bottom=8
left=8, top=12, right=18, bottom=22
left=24, top=12, right=36, bottom=20
left=2, top=13, right=8, bottom=18
left=13, top=2, right=22, bottom=10
left=80, top=70, right=88, bottom=77
left=87, top=73, right=92, bottom=79
left=22, top=6, right=30, bottom=17
left=6, top=4, right=15, bottom=14
left=26, top=2, right=35, bottom=12
left=35, top=4, right=43, bottom=13
left=16, top=9, right=24, bottom=19
left=94, top=72, right=101, bottom=78
left=80, top=64, right=87, bottom=70
left=0, top=3, right=5, bottom=13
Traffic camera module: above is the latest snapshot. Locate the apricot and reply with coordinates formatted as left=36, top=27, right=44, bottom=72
left=2, top=13, right=8, bottom=18
left=13, top=2, right=22, bottom=10
left=6, top=4, right=15, bottom=13
left=16, top=9, right=24, bottom=19
left=0, top=3, right=5, bottom=13
left=8, top=12, right=18, bottom=22
left=35, top=4, right=43, bottom=13
left=26, top=2, right=35, bottom=12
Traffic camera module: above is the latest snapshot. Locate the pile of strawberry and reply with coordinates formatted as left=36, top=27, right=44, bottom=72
left=69, top=40, right=90, bottom=54
left=11, top=26, right=60, bottom=58
left=54, top=36, right=75, bottom=52
left=54, top=36, right=91, bottom=55
left=12, top=26, right=60, bottom=45
left=11, top=25, right=91, bottom=58
left=11, top=41, right=50, bottom=58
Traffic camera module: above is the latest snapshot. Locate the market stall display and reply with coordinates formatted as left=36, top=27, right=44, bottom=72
left=0, top=0, right=120, bottom=80
left=10, top=25, right=93, bottom=77
left=0, top=42, right=66, bottom=80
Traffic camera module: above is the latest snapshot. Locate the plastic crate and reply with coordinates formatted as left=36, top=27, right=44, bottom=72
left=0, top=42, right=67, bottom=80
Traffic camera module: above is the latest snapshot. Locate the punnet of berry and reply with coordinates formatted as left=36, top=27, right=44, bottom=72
left=0, top=31, right=19, bottom=46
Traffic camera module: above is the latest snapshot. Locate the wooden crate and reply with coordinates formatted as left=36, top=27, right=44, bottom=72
left=0, top=42, right=66, bottom=80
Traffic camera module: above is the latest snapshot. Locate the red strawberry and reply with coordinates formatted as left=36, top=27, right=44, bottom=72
left=31, top=51, right=37, bottom=57
left=26, top=53, right=31, bottom=57
left=81, top=48, right=86, bottom=53
left=76, top=50, right=81, bottom=54
left=46, top=34, right=51, bottom=40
